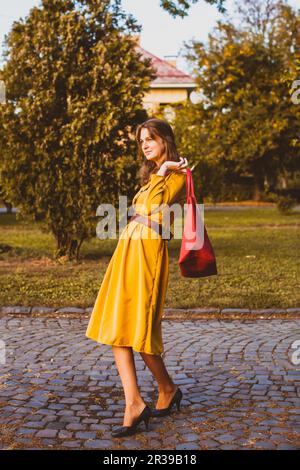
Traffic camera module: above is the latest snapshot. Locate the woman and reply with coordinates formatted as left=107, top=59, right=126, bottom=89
left=85, top=118, right=193, bottom=438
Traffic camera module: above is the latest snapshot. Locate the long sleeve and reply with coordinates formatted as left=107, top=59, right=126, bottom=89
left=164, top=172, right=186, bottom=207
left=140, top=172, right=186, bottom=215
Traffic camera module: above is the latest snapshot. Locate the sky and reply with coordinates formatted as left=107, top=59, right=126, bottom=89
left=0, top=0, right=299, bottom=73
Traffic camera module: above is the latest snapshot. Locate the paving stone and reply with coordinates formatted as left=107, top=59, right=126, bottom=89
left=181, top=433, right=199, bottom=442
left=55, top=307, right=85, bottom=314
left=277, top=443, right=300, bottom=450
left=175, top=443, right=199, bottom=450
left=61, top=441, right=81, bottom=448
left=66, top=423, right=87, bottom=431
left=40, top=439, right=56, bottom=446
left=23, top=421, right=45, bottom=429
left=58, top=430, right=73, bottom=439
left=36, top=429, right=58, bottom=438
left=15, top=428, right=37, bottom=436
left=121, top=440, right=144, bottom=449
left=216, top=434, right=237, bottom=443
left=1, top=306, right=31, bottom=314
left=31, top=307, right=56, bottom=314
left=75, top=431, right=97, bottom=439
left=199, top=439, right=220, bottom=448
left=15, top=437, right=33, bottom=445
left=83, top=440, right=114, bottom=449
left=89, top=424, right=106, bottom=431
left=45, top=422, right=67, bottom=430
left=253, top=441, right=277, bottom=449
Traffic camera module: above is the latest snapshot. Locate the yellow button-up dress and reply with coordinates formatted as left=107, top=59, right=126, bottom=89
left=85, top=171, right=186, bottom=355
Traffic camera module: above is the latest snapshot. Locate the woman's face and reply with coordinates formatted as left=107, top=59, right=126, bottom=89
left=139, top=127, right=166, bottom=166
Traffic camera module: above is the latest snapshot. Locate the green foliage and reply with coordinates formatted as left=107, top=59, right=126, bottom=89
left=173, top=0, right=300, bottom=201
left=160, top=0, right=227, bottom=18
left=0, top=0, right=154, bottom=260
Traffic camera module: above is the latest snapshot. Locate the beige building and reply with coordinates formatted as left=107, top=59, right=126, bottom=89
left=132, top=35, right=197, bottom=116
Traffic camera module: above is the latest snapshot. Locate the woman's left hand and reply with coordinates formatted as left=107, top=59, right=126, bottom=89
left=157, top=157, right=195, bottom=176
left=170, top=158, right=195, bottom=174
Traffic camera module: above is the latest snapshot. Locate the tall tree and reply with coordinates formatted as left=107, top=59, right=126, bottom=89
left=0, top=0, right=154, bottom=260
left=174, top=0, right=300, bottom=200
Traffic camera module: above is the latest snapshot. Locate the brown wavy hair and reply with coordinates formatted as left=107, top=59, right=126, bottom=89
left=135, top=118, right=182, bottom=186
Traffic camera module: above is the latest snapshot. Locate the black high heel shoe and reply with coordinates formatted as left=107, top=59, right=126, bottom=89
left=111, top=404, right=152, bottom=438
left=152, top=387, right=183, bottom=417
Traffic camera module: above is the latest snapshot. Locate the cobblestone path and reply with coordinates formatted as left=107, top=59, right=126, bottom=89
left=0, top=316, right=299, bottom=450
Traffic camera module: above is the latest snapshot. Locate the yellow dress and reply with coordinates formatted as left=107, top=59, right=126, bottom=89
left=85, top=171, right=186, bottom=355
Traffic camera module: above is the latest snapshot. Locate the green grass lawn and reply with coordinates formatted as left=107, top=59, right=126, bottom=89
left=0, top=208, right=299, bottom=309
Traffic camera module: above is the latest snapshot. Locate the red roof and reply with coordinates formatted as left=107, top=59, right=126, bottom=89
left=134, top=45, right=196, bottom=87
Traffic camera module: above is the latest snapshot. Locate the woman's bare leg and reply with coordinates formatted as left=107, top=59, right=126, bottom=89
left=139, top=352, right=178, bottom=409
left=112, top=346, right=147, bottom=426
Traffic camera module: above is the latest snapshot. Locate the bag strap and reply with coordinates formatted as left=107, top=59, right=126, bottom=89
left=186, top=168, right=195, bottom=198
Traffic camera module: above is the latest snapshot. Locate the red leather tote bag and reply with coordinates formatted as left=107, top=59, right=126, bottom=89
left=178, top=168, right=217, bottom=278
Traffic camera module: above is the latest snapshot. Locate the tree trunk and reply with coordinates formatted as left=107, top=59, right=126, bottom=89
left=3, top=200, right=12, bottom=213
left=252, top=167, right=265, bottom=201
left=54, top=231, right=83, bottom=261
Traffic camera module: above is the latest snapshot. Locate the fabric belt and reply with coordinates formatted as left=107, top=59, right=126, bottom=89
left=129, top=213, right=173, bottom=240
